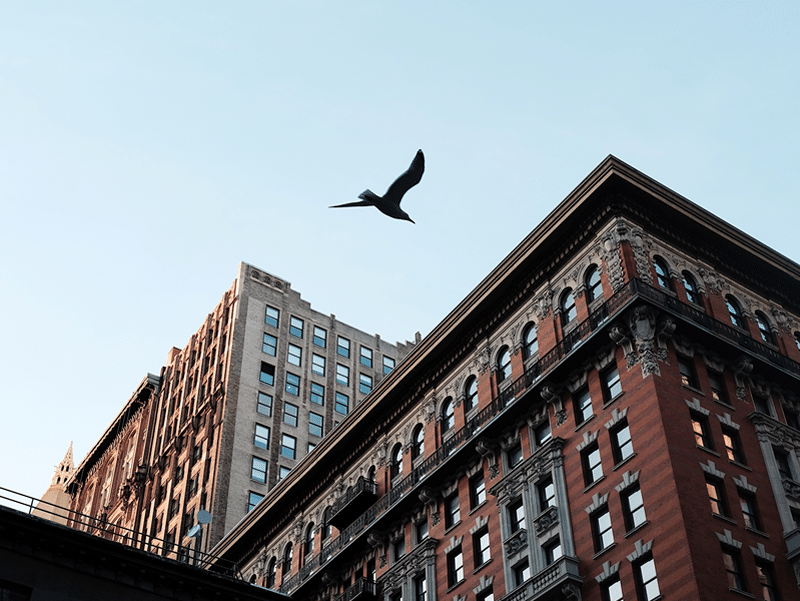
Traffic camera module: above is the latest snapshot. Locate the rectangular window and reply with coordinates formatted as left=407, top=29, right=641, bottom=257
left=774, top=447, right=794, bottom=480
left=512, top=559, right=530, bottom=587
left=508, top=498, right=525, bottom=533
left=393, top=537, right=405, bottom=560
left=288, top=344, right=302, bottom=366
left=281, top=434, right=297, bottom=460
left=708, top=370, right=730, bottom=405
left=755, top=561, right=779, bottom=601
left=284, top=402, right=299, bottom=427
left=591, top=507, right=614, bottom=553
left=754, top=394, right=773, bottom=416
left=308, top=441, right=316, bottom=453
left=360, top=346, right=373, bottom=368
left=469, top=473, right=486, bottom=509
left=610, top=420, right=634, bottom=464
left=538, top=478, right=556, bottom=511
left=785, top=408, right=800, bottom=430
left=445, top=494, right=460, bottom=528
left=413, top=576, right=426, bottom=601
left=248, top=491, right=264, bottom=512
left=309, top=411, right=324, bottom=437
left=285, top=372, right=300, bottom=396
left=446, top=547, right=464, bottom=587
left=582, top=443, right=603, bottom=486
left=359, top=373, right=373, bottom=394
left=262, top=333, right=278, bottom=356
left=691, top=411, right=714, bottom=450
left=310, top=382, right=325, bottom=405
left=289, top=316, right=304, bottom=338
left=633, top=556, right=661, bottom=601
left=574, top=387, right=593, bottom=424
left=739, top=491, right=762, bottom=531
left=335, top=392, right=349, bottom=415
left=257, top=392, right=273, bottom=416
left=706, top=477, right=729, bottom=517
left=337, top=336, right=350, bottom=358
left=476, top=590, right=494, bottom=601
left=251, top=457, right=267, bottom=483
left=312, top=353, right=326, bottom=376
left=416, top=519, right=429, bottom=542
left=678, top=355, right=699, bottom=388
left=265, top=305, right=280, bottom=328
left=279, top=465, right=291, bottom=480
left=622, top=485, right=647, bottom=532
left=254, top=424, right=270, bottom=449
left=601, top=366, right=622, bottom=403
left=473, top=528, right=491, bottom=567
left=507, top=442, right=523, bottom=468
left=544, top=536, right=563, bottom=565
left=534, top=421, right=552, bottom=447
left=260, top=362, right=275, bottom=386
left=602, top=577, right=624, bottom=601
left=383, top=356, right=395, bottom=375
left=336, top=364, right=350, bottom=386
left=722, top=547, right=746, bottom=591
left=313, top=326, right=327, bottom=348
left=722, top=427, right=745, bottom=464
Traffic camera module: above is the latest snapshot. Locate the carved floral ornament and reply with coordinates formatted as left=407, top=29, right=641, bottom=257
left=750, top=413, right=800, bottom=451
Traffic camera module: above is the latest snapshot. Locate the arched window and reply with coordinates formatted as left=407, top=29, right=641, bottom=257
left=795, top=332, right=800, bottom=352
left=522, top=323, right=538, bottom=359
left=755, top=312, right=776, bottom=345
left=411, top=424, right=425, bottom=459
left=442, top=397, right=455, bottom=433
left=682, top=271, right=701, bottom=305
left=390, top=443, right=403, bottom=479
left=585, top=266, right=603, bottom=303
left=266, top=558, right=277, bottom=588
left=249, top=574, right=258, bottom=584
left=464, top=376, right=478, bottom=412
left=653, top=256, right=673, bottom=290
left=497, top=346, right=512, bottom=382
left=726, top=295, right=745, bottom=329
left=282, top=543, right=293, bottom=583
left=321, top=508, right=332, bottom=541
left=367, top=465, right=377, bottom=482
left=560, top=288, right=577, bottom=326
left=303, top=523, right=315, bottom=562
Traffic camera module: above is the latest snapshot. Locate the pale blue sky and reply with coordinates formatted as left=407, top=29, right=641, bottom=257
left=2, top=2, right=799, bottom=500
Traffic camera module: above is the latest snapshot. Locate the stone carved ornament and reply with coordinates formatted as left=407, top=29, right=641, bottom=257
left=609, top=305, right=674, bottom=378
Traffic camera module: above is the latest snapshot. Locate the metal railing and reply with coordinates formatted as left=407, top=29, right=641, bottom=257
left=0, top=485, right=242, bottom=578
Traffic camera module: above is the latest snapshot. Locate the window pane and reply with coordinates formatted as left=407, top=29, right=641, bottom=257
left=360, top=346, right=373, bottom=368
left=360, top=373, right=373, bottom=394
left=254, top=424, right=270, bottom=449
left=265, top=306, right=280, bottom=328
left=290, top=316, right=304, bottom=338
left=288, top=344, right=302, bottom=366
left=335, top=392, right=349, bottom=415
left=257, top=392, right=272, bottom=416
left=310, top=382, right=324, bottom=405
left=336, top=364, right=349, bottom=386
left=337, top=336, right=350, bottom=358
left=383, top=355, right=395, bottom=374
left=309, top=412, right=324, bottom=437
left=286, top=372, right=300, bottom=396
left=262, top=333, right=278, bottom=356
left=313, top=326, right=327, bottom=348
left=312, top=354, right=325, bottom=376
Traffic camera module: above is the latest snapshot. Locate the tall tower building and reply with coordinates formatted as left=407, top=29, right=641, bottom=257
left=211, top=157, right=800, bottom=600
left=31, top=443, right=74, bottom=525
left=64, top=263, right=415, bottom=556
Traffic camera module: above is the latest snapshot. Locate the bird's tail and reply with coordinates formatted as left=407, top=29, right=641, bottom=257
left=358, top=189, right=380, bottom=203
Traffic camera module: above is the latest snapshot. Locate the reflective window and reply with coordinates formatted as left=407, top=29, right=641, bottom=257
left=585, top=266, right=603, bottom=302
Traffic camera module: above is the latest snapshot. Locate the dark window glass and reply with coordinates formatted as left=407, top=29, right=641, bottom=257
left=585, top=266, right=603, bottom=302
left=582, top=444, right=603, bottom=486
left=560, top=289, right=577, bottom=325
left=682, top=271, right=701, bottom=305
left=756, top=561, right=779, bottom=601
left=774, top=447, right=794, bottom=480
left=678, top=355, right=699, bottom=388
left=390, top=444, right=403, bottom=478
left=544, top=537, right=563, bottom=565
left=739, top=491, right=761, bottom=530
left=470, top=472, right=486, bottom=508
left=754, top=394, right=773, bottom=416
left=508, top=498, right=525, bottom=533
left=513, top=559, right=530, bottom=587
left=260, top=362, right=275, bottom=386
left=756, top=312, right=776, bottom=345
left=706, top=477, right=729, bottom=517
left=622, top=485, right=646, bottom=532
left=447, top=547, right=464, bottom=587
left=445, top=494, right=460, bottom=528
left=722, top=548, right=746, bottom=591
left=473, top=528, right=491, bottom=566
left=411, top=424, right=425, bottom=459
left=538, top=477, right=555, bottom=511
left=601, top=366, right=622, bottom=403
left=464, top=376, right=478, bottom=412
left=611, top=420, right=634, bottom=464
left=723, top=427, right=745, bottom=464
left=507, top=442, right=523, bottom=468
left=653, top=257, right=672, bottom=290
left=708, top=370, right=730, bottom=405
left=442, top=397, right=455, bottom=433
left=726, top=296, right=745, bottom=329
left=535, top=421, right=552, bottom=446
left=497, top=346, right=512, bottom=382
left=591, top=506, right=614, bottom=552
left=602, top=577, right=624, bottom=601
left=523, top=323, right=538, bottom=358
left=691, top=411, right=713, bottom=449
left=574, top=388, right=593, bottom=423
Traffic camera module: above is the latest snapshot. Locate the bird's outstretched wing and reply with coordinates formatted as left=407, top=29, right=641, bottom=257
left=384, top=150, right=425, bottom=206
left=329, top=200, right=373, bottom=208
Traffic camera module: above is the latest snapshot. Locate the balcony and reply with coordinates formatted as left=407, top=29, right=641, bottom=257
left=328, top=477, right=378, bottom=530
left=334, top=578, right=378, bottom=601
left=499, top=556, right=582, bottom=601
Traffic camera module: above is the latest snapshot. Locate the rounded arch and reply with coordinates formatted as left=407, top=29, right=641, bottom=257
left=321, top=507, right=333, bottom=541
left=584, top=264, right=603, bottom=303
left=441, top=396, right=455, bottom=433
left=522, top=322, right=538, bottom=359
left=560, top=288, right=577, bottom=326
left=389, top=442, right=404, bottom=479
left=303, top=522, right=315, bottom=561
left=266, top=556, right=277, bottom=588
left=754, top=311, right=776, bottom=345
left=681, top=270, right=702, bottom=305
left=496, top=345, right=512, bottom=382
left=281, top=542, right=293, bottom=583
left=249, top=574, right=258, bottom=584
left=725, top=294, right=746, bottom=329
left=653, top=255, right=674, bottom=290
left=464, top=375, right=478, bottom=412
left=411, top=423, right=425, bottom=459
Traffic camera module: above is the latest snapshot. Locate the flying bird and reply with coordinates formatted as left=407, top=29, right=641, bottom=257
left=330, top=149, right=424, bottom=223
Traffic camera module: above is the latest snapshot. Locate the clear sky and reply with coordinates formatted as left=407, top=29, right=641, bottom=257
left=2, top=2, right=799, bottom=502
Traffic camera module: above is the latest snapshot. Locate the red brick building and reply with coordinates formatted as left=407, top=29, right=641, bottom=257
left=210, top=156, right=800, bottom=601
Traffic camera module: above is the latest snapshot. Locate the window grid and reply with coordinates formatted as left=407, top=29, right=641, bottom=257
left=723, top=427, right=745, bottom=464
left=254, top=424, right=270, bottom=449
left=582, top=444, right=603, bottom=486
left=310, top=382, right=325, bottom=405
left=265, top=306, right=280, bottom=328
left=473, top=528, right=491, bottom=567
left=312, top=354, right=325, bottom=376
left=722, top=547, right=746, bottom=591
left=383, top=355, right=395, bottom=375
left=248, top=491, right=264, bottom=512
left=447, top=547, right=464, bottom=587
left=289, top=316, right=304, bottom=338
left=706, top=477, right=729, bottom=517
left=591, top=507, right=614, bottom=553
left=359, top=373, right=373, bottom=394
left=257, top=392, right=273, bottom=416
left=312, top=326, right=327, bottom=348
left=575, top=388, right=593, bottom=424
left=260, top=362, right=275, bottom=387
left=601, top=367, right=622, bottom=403
left=360, top=346, right=373, bottom=368
left=611, top=421, right=634, bottom=464
left=309, top=412, right=323, bottom=437
left=286, top=372, right=300, bottom=396
left=262, top=333, right=278, bottom=356
left=251, top=457, right=267, bottom=483
left=622, top=486, right=646, bottom=532
left=288, top=344, right=302, bottom=366
left=283, top=402, right=299, bottom=427
left=634, top=556, right=661, bottom=601
left=337, top=336, right=350, bottom=358
left=281, top=434, right=297, bottom=460
left=445, top=494, right=460, bottom=528
left=335, top=392, right=349, bottom=415
left=336, top=364, right=349, bottom=386
left=470, top=473, right=486, bottom=508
